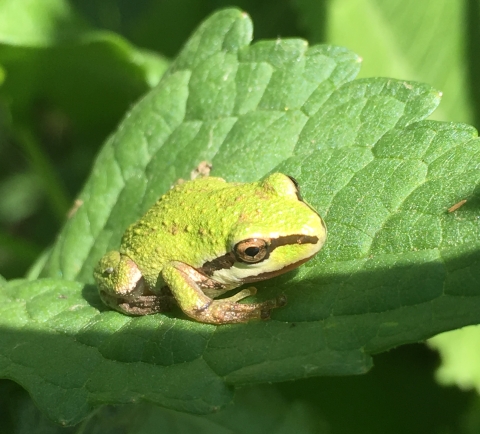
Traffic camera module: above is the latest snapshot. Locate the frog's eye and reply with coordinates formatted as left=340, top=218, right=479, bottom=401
left=234, top=238, right=269, bottom=263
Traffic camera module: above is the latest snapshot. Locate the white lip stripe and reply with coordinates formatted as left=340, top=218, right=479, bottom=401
left=210, top=242, right=322, bottom=285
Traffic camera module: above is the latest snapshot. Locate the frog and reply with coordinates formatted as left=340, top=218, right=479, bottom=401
left=94, top=173, right=326, bottom=325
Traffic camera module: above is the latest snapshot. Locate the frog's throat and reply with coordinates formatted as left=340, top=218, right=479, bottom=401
left=199, top=234, right=320, bottom=278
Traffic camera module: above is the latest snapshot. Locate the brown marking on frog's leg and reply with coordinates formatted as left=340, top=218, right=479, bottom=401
left=95, top=251, right=175, bottom=316
left=99, top=287, right=175, bottom=316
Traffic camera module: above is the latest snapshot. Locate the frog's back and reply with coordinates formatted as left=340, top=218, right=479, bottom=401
left=119, top=177, right=236, bottom=285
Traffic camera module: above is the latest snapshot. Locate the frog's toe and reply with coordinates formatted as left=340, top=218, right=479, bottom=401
left=258, top=295, right=287, bottom=320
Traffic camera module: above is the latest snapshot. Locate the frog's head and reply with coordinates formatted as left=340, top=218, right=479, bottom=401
left=94, top=250, right=143, bottom=296
left=201, top=173, right=326, bottom=285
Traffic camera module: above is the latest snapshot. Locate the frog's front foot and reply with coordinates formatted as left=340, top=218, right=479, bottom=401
left=194, top=288, right=287, bottom=324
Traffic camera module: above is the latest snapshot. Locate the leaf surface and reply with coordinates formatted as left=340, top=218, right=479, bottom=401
left=1, top=8, right=479, bottom=425
left=312, top=0, right=471, bottom=124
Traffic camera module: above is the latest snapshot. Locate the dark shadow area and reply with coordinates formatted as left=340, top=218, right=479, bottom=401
left=0, top=380, right=76, bottom=434
left=82, top=283, right=108, bottom=312
left=276, top=344, right=475, bottom=434
left=0, top=343, right=475, bottom=432
left=71, top=0, right=311, bottom=57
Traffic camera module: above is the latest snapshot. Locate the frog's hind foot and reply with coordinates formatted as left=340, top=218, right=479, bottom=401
left=193, top=290, right=287, bottom=324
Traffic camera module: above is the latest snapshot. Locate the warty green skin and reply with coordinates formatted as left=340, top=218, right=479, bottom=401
left=94, top=173, right=326, bottom=325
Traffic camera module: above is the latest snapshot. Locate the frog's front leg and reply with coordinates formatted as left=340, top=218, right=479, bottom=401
left=94, top=251, right=174, bottom=316
left=162, top=261, right=286, bottom=325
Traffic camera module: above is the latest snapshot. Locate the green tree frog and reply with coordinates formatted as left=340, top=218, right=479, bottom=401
left=94, top=173, right=326, bottom=325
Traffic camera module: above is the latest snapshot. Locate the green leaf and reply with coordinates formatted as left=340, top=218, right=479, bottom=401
left=429, top=326, right=480, bottom=392
left=0, top=0, right=87, bottom=46
left=0, top=279, right=232, bottom=425
left=78, top=386, right=322, bottom=434
left=1, top=7, right=479, bottom=425
left=0, top=375, right=321, bottom=434
left=0, top=0, right=169, bottom=133
left=296, top=0, right=472, bottom=124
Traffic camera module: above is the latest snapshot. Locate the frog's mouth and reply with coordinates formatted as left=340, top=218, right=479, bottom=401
left=199, top=233, right=323, bottom=284
left=236, top=254, right=316, bottom=283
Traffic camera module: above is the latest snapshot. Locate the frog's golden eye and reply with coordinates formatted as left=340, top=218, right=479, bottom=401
left=234, top=238, right=269, bottom=263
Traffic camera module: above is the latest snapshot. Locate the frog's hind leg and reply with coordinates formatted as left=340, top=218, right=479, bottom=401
left=94, top=251, right=174, bottom=316
left=162, top=261, right=287, bottom=325
left=99, top=287, right=175, bottom=316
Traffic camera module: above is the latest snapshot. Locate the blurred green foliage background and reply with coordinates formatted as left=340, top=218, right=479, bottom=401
left=0, top=0, right=479, bottom=432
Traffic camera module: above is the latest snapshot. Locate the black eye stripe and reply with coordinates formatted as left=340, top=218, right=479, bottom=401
left=199, top=234, right=319, bottom=276
left=269, top=235, right=319, bottom=249
left=200, top=252, right=236, bottom=276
